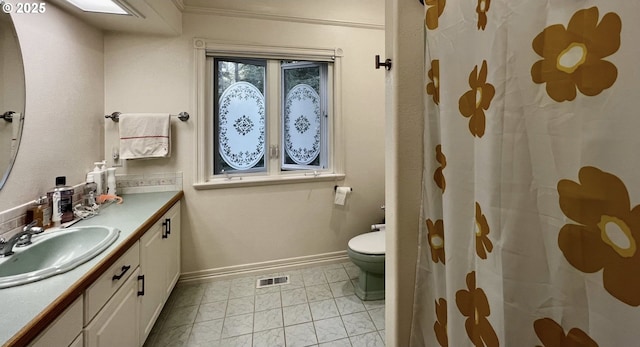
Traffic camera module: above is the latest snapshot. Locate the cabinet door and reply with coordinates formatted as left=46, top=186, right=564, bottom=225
left=139, top=221, right=167, bottom=345
left=139, top=201, right=182, bottom=346
left=29, top=297, right=82, bottom=347
left=165, top=201, right=181, bottom=297
left=85, top=267, right=140, bottom=347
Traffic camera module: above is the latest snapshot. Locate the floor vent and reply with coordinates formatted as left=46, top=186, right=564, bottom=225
left=256, top=275, right=290, bottom=288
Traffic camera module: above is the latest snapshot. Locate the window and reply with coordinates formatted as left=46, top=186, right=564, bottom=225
left=212, top=58, right=328, bottom=174
left=213, top=58, right=267, bottom=174
left=194, top=40, right=344, bottom=188
left=281, top=61, right=328, bottom=171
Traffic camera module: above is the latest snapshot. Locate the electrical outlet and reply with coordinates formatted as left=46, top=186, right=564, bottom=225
left=112, top=146, right=122, bottom=167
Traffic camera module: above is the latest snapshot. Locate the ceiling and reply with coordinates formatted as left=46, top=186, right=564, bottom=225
left=48, top=0, right=384, bottom=35
left=48, top=0, right=184, bottom=35
left=182, top=0, right=384, bottom=29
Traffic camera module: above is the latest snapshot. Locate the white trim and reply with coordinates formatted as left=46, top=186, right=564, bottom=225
left=194, top=39, right=207, bottom=185
left=193, top=173, right=345, bottom=190
left=183, top=6, right=385, bottom=31
left=196, top=39, right=343, bottom=61
left=179, top=250, right=350, bottom=284
left=171, top=0, right=184, bottom=11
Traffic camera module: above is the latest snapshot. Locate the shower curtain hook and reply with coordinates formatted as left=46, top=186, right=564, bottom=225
left=375, top=55, right=392, bottom=71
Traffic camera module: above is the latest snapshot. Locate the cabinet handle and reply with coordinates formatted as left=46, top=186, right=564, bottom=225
left=161, top=220, right=168, bottom=239
left=166, top=218, right=171, bottom=235
left=112, top=265, right=131, bottom=281
left=137, top=275, right=145, bottom=296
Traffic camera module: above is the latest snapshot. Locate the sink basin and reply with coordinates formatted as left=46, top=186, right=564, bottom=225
left=0, top=226, right=120, bottom=288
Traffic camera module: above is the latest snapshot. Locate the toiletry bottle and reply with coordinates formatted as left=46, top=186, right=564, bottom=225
left=92, top=162, right=104, bottom=196
left=99, top=160, right=107, bottom=195
left=47, top=176, right=74, bottom=224
left=38, top=196, right=52, bottom=228
left=107, top=168, right=117, bottom=195
left=51, top=190, right=61, bottom=227
left=26, top=196, right=51, bottom=228
left=25, top=209, right=34, bottom=225
left=84, top=173, right=98, bottom=206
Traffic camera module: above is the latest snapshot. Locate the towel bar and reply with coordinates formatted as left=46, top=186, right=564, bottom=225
left=1, top=111, right=15, bottom=123
left=105, top=112, right=189, bottom=122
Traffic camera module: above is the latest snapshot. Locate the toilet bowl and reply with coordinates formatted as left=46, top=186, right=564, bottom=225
left=347, top=228, right=385, bottom=301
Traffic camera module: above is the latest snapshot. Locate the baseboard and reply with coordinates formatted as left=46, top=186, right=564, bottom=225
left=179, top=250, right=349, bottom=285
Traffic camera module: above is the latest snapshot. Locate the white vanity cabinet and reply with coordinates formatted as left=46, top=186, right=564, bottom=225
left=84, top=200, right=181, bottom=347
left=3, top=193, right=183, bottom=347
left=139, top=201, right=181, bottom=345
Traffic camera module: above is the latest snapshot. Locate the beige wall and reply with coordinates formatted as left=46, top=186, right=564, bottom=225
left=104, top=11, right=386, bottom=274
left=0, top=4, right=104, bottom=211
left=385, top=0, right=424, bottom=345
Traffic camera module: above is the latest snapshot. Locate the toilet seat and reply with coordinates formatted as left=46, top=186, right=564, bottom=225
left=348, top=230, right=385, bottom=255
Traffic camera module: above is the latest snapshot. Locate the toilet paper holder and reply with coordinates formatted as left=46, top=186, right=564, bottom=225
left=334, top=185, right=353, bottom=192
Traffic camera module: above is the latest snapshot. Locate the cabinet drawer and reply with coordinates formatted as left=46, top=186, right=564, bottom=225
left=84, top=241, right=140, bottom=325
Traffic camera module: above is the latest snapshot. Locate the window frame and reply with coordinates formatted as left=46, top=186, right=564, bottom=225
left=193, top=39, right=345, bottom=189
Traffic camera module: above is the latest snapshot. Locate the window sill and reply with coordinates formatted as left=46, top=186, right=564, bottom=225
left=193, top=173, right=345, bottom=190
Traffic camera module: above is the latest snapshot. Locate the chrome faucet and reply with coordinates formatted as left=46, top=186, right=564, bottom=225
left=0, top=221, right=44, bottom=257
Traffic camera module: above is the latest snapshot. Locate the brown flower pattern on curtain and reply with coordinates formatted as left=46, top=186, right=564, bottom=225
left=534, top=318, right=599, bottom=347
left=425, top=0, right=446, bottom=30
left=458, top=60, right=495, bottom=138
left=475, top=202, right=493, bottom=259
left=427, top=219, right=445, bottom=264
left=427, top=60, right=440, bottom=105
left=531, top=7, right=621, bottom=102
left=557, top=166, right=640, bottom=306
left=434, top=298, right=448, bottom=347
left=434, top=145, right=446, bottom=192
left=476, top=0, right=490, bottom=30
left=456, top=271, right=499, bottom=347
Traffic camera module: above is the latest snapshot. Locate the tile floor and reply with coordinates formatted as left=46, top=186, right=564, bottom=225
left=144, top=261, right=385, bottom=347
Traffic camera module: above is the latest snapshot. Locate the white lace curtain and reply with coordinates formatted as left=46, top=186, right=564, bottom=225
left=411, top=1, right=640, bottom=346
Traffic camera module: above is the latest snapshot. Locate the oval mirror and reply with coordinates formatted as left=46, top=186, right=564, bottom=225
left=0, top=13, right=26, bottom=190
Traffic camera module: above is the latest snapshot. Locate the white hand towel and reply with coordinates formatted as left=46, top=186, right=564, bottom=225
left=119, top=113, right=171, bottom=159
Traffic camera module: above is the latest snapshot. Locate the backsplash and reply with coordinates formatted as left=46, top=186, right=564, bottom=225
left=0, top=183, right=84, bottom=237
left=116, top=172, right=183, bottom=194
left=0, top=172, right=182, bottom=237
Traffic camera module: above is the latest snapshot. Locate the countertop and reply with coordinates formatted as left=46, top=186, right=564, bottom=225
left=0, top=191, right=183, bottom=347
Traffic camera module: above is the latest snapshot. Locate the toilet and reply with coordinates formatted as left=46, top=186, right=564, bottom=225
left=347, top=226, right=385, bottom=301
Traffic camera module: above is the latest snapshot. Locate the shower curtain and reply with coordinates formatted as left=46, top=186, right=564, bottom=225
left=412, top=1, right=640, bottom=346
